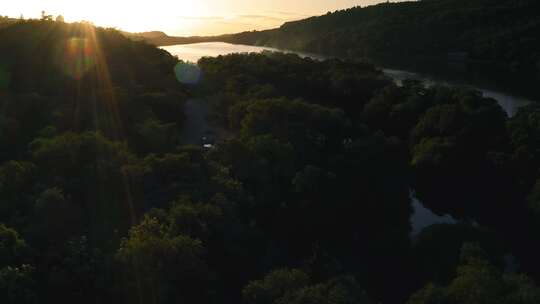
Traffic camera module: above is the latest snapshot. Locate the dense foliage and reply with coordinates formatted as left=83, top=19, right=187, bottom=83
left=1, top=17, right=540, bottom=304
left=214, top=0, right=540, bottom=99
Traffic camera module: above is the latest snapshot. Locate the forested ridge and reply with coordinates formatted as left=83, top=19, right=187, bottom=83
left=2, top=17, right=540, bottom=304
left=154, top=0, right=540, bottom=99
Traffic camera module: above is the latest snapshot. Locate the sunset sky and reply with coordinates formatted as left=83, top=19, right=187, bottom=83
left=3, top=0, right=405, bottom=36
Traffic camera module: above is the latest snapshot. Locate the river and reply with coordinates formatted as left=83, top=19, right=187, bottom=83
left=162, top=42, right=533, bottom=116
left=161, top=41, right=534, bottom=236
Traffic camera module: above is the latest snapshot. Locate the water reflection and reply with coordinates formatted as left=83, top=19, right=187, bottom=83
left=162, top=42, right=325, bottom=63
left=410, top=191, right=456, bottom=236
left=384, top=68, right=532, bottom=117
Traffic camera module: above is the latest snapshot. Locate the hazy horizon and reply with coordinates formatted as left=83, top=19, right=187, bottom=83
left=3, top=0, right=407, bottom=36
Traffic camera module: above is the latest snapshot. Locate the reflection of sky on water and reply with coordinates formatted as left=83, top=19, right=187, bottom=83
left=383, top=68, right=533, bottom=117
left=409, top=191, right=456, bottom=236
left=162, top=42, right=325, bottom=63
left=483, top=90, right=530, bottom=117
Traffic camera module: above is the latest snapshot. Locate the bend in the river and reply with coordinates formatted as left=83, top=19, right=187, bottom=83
left=162, top=42, right=534, bottom=117
left=162, top=42, right=532, bottom=236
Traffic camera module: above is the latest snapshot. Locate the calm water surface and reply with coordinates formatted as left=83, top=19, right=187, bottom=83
left=162, top=42, right=325, bottom=63
left=384, top=69, right=533, bottom=117
left=162, top=42, right=533, bottom=235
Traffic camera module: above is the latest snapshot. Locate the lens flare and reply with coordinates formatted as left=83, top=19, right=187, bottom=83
left=63, top=38, right=96, bottom=79
left=174, top=62, right=201, bottom=85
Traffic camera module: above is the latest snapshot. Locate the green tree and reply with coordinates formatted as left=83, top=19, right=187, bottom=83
left=116, top=216, right=212, bottom=304
left=408, top=243, right=540, bottom=304
left=242, top=269, right=310, bottom=304
left=278, top=276, right=373, bottom=304
left=30, top=132, right=138, bottom=238
left=0, top=161, right=36, bottom=221
left=0, top=265, right=37, bottom=304
left=44, top=236, right=109, bottom=304
left=167, top=196, right=223, bottom=241
left=133, top=118, right=178, bottom=154
left=0, top=224, right=27, bottom=267
left=243, top=269, right=372, bottom=304
left=31, top=187, right=82, bottom=247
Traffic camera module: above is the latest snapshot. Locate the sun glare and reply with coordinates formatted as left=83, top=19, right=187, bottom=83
left=63, top=38, right=95, bottom=79
left=62, top=0, right=206, bottom=32
left=3, top=0, right=397, bottom=35
left=5, top=0, right=207, bottom=33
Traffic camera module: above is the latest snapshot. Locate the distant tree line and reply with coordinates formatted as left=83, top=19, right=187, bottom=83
left=194, top=0, right=540, bottom=99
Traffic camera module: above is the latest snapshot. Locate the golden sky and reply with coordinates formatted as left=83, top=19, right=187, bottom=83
left=3, top=0, right=404, bottom=36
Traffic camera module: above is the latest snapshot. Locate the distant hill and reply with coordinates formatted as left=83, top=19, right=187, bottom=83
left=127, top=30, right=211, bottom=45
left=254, top=0, right=540, bottom=63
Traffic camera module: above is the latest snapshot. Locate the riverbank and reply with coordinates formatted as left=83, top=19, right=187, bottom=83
left=162, top=42, right=533, bottom=117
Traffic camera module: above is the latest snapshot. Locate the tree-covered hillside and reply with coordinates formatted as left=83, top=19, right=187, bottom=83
left=2, top=16, right=540, bottom=304
left=195, top=0, right=540, bottom=99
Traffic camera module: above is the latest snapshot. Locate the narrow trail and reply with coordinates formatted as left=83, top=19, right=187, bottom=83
left=180, top=98, right=211, bottom=145
left=180, top=98, right=232, bottom=146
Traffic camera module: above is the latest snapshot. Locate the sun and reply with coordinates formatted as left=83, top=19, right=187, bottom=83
left=5, top=0, right=208, bottom=33
left=62, top=0, right=202, bottom=32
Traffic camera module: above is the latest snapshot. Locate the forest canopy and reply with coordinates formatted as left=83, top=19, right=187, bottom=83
left=1, top=15, right=540, bottom=304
